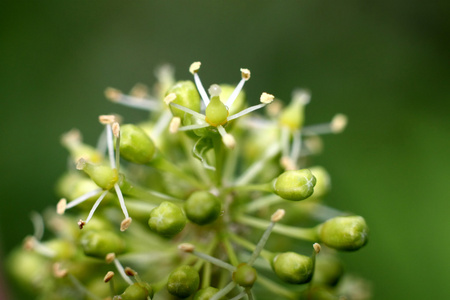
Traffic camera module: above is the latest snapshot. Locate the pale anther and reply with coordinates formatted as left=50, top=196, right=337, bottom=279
left=56, top=198, right=67, bottom=215
left=292, top=89, right=311, bottom=105
left=120, top=217, right=132, bottom=232
left=169, top=117, right=181, bottom=133
left=189, top=61, right=201, bottom=74
left=331, top=114, right=348, bottom=133
left=112, top=122, right=120, bottom=138
left=313, top=243, right=321, bottom=254
left=104, top=271, right=115, bottom=283
left=53, top=263, right=68, bottom=278
left=178, top=243, right=195, bottom=253
left=222, top=134, right=236, bottom=149
left=78, top=219, right=86, bottom=230
left=240, top=68, right=251, bottom=80
left=76, top=158, right=86, bottom=170
left=125, top=267, right=137, bottom=276
left=271, top=209, right=286, bottom=222
left=164, top=93, right=177, bottom=105
left=99, top=115, right=116, bottom=124
left=260, top=92, right=275, bottom=104
left=105, top=253, right=116, bottom=263
left=104, top=87, right=122, bottom=102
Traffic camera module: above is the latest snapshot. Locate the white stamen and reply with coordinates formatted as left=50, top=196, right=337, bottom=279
left=105, top=253, right=116, bottom=263
left=114, top=183, right=130, bottom=221
left=169, top=103, right=206, bottom=120
left=217, top=126, right=236, bottom=149
left=85, top=190, right=109, bottom=224
left=178, top=123, right=211, bottom=132
left=112, top=122, right=120, bottom=138
left=53, top=263, right=68, bottom=278
left=280, top=126, right=290, bottom=158
left=280, top=156, right=296, bottom=171
left=208, top=84, right=222, bottom=97
left=227, top=103, right=267, bottom=121
left=106, top=124, right=116, bottom=169
left=260, top=92, right=275, bottom=104
left=289, top=129, right=302, bottom=169
left=65, top=188, right=103, bottom=209
left=30, top=212, right=45, bottom=241
left=247, top=212, right=279, bottom=266
left=152, top=110, right=173, bottom=139
left=164, top=93, right=177, bottom=105
left=130, top=83, right=148, bottom=98
left=56, top=199, right=67, bottom=215
left=114, top=258, right=134, bottom=285
left=211, top=282, right=237, bottom=300
left=61, top=129, right=82, bottom=148
left=226, top=77, right=246, bottom=108
left=331, top=114, right=348, bottom=133
left=169, top=117, right=181, bottom=133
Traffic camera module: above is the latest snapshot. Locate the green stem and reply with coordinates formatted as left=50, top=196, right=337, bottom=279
left=256, top=274, right=297, bottom=300
left=202, top=262, right=212, bottom=289
left=221, top=235, right=240, bottom=267
left=213, top=136, right=224, bottom=187
left=244, top=194, right=283, bottom=213
left=226, top=182, right=273, bottom=193
left=236, top=215, right=319, bottom=241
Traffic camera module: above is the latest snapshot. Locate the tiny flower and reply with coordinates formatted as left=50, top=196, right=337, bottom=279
left=167, top=265, right=200, bottom=298
left=166, top=62, right=274, bottom=148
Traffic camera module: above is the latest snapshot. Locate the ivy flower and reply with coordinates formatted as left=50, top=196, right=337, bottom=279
left=164, top=62, right=274, bottom=149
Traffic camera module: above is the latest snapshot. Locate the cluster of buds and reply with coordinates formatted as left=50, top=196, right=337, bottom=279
left=8, top=62, right=370, bottom=299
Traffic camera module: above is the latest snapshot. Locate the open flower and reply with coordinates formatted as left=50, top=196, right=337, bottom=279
left=56, top=115, right=132, bottom=232
left=164, top=62, right=274, bottom=149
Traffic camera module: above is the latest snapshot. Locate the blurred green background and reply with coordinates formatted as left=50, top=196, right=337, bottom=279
left=1, top=1, right=449, bottom=299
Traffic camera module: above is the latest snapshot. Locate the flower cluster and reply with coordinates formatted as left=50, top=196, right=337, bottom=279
left=9, top=62, right=370, bottom=300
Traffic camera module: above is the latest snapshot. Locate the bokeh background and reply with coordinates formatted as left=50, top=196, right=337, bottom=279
left=1, top=1, right=449, bottom=299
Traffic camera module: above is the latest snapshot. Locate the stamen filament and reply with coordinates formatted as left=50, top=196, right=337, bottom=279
left=289, top=129, right=302, bottom=168
left=236, top=215, right=318, bottom=241
left=111, top=94, right=160, bottom=111
left=192, top=250, right=236, bottom=272
left=256, top=274, right=297, bottom=300
left=178, top=123, right=211, bottom=132
left=66, top=188, right=103, bottom=209
left=211, top=281, right=237, bottom=300
left=85, top=190, right=109, bottom=224
left=227, top=103, right=267, bottom=121
left=113, top=258, right=134, bottom=285
left=106, top=124, right=116, bottom=169
left=30, top=212, right=44, bottom=240
left=244, top=194, right=283, bottom=213
left=226, top=78, right=246, bottom=108
left=169, top=103, right=206, bottom=120
left=152, top=110, right=173, bottom=139
left=114, top=183, right=129, bottom=219
left=193, top=73, right=210, bottom=106
left=229, top=290, right=247, bottom=300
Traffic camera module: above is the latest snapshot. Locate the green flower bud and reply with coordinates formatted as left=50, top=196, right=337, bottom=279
left=318, top=216, right=369, bottom=251
left=43, top=239, right=76, bottom=260
left=167, top=81, right=201, bottom=120
left=272, top=169, right=316, bottom=201
left=77, top=159, right=118, bottom=190
left=79, top=230, right=125, bottom=258
left=167, top=265, right=200, bottom=298
left=193, top=287, right=222, bottom=300
left=272, top=252, right=314, bottom=284
left=8, top=249, right=50, bottom=291
left=119, top=124, right=155, bottom=164
left=148, top=201, right=187, bottom=237
left=232, top=263, right=257, bottom=288
left=185, top=191, right=221, bottom=225
left=118, top=282, right=153, bottom=300
left=205, top=96, right=229, bottom=127
left=313, top=255, right=344, bottom=286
